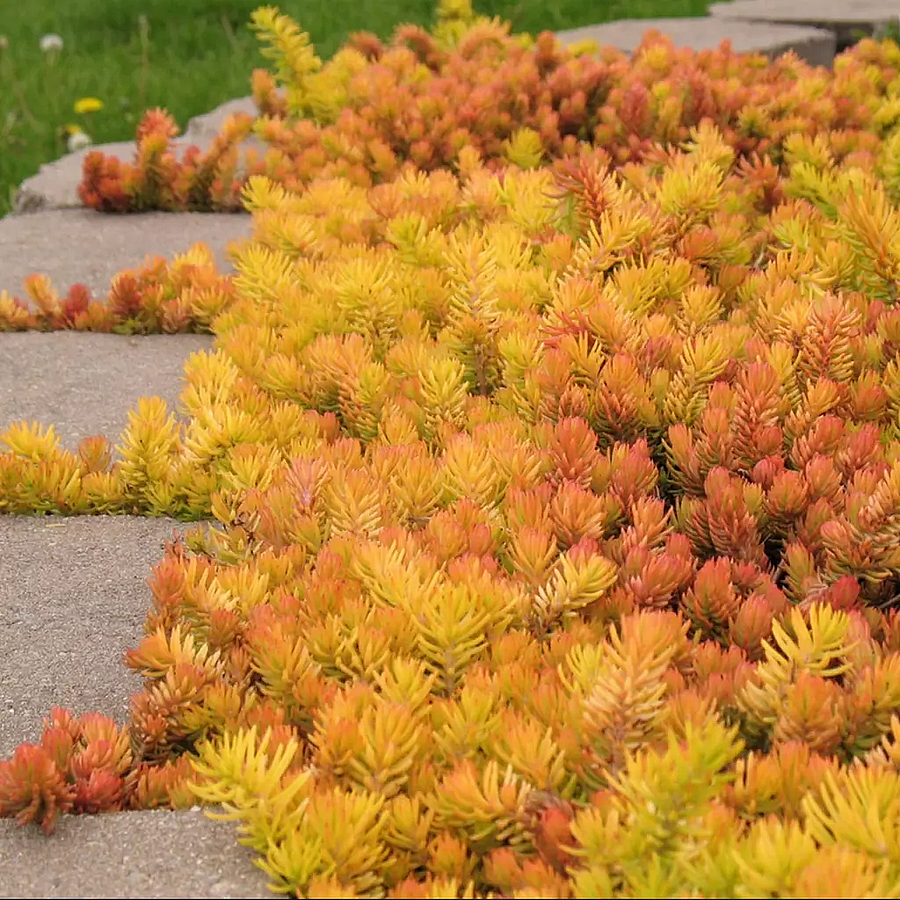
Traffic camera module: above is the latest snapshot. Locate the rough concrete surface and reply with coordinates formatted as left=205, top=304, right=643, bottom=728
left=0, top=808, right=271, bottom=898
left=180, top=96, right=258, bottom=145
left=0, top=515, right=187, bottom=758
left=708, top=0, right=900, bottom=47
left=0, top=332, right=212, bottom=450
left=0, top=209, right=253, bottom=301
left=14, top=96, right=263, bottom=214
left=555, top=17, right=837, bottom=67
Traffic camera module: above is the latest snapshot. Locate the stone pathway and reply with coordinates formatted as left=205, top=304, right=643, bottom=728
left=555, top=17, right=836, bottom=66
left=0, top=4, right=895, bottom=895
left=0, top=516, right=189, bottom=759
left=0, top=107, right=264, bottom=900
left=0, top=333, right=211, bottom=451
left=0, top=210, right=251, bottom=300
left=708, top=0, right=900, bottom=50
left=556, top=1, right=898, bottom=65
left=0, top=809, right=267, bottom=899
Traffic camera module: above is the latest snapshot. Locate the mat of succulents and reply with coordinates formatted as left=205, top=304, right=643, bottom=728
left=4, top=3, right=900, bottom=898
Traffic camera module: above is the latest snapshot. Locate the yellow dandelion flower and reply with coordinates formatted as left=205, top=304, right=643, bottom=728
left=74, top=97, right=103, bottom=115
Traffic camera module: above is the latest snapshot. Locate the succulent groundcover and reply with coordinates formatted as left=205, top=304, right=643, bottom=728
left=5, top=3, right=900, bottom=897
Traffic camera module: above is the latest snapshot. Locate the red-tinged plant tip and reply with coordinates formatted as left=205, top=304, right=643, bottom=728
left=521, top=792, right=578, bottom=875
left=0, top=708, right=140, bottom=829
left=136, top=107, right=181, bottom=144
left=39, top=728, right=76, bottom=774
left=347, top=31, right=385, bottom=62
left=0, top=744, right=75, bottom=834
left=78, top=151, right=131, bottom=213
left=71, top=769, right=125, bottom=815
left=125, top=755, right=199, bottom=810
left=61, top=283, right=91, bottom=323
left=251, top=68, right=289, bottom=117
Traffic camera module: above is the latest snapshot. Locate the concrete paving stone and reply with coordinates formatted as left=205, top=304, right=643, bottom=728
left=0, top=515, right=188, bottom=759
left=0, top=807, right=271, bottom=898
left=555, top=17, right=837, bottom=67
left=0, top=209, right=253, bottom=301
left=14, top=97, right=265, bottom=215
left=0, top=332, right=212, bottom=451
left=180, top=96, right=259, bottom=145
left=708, top=0, right=900, bottom=49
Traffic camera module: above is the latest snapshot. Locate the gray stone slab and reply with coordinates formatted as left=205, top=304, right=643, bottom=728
left=0, top=807, right=271, bottom=898
left=555, top=17, right=837, bottom=67
left=0, top=332, right=212, bottom=450
left=0, top=209, right=253, bottom=301
left=14, top=97, right=264, bottom=215
left=0, top=515, right=186, bottom=759
left=181, top=96, right=259, bottom=146
left=709, top=0, right=900, bottom=48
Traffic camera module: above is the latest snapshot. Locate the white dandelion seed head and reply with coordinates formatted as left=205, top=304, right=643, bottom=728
left=67, top=130, right=92, bottom=153
left=39, top=33, right=63, bottom=53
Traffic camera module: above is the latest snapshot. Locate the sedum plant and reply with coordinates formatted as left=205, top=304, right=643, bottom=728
left=6, top=4, right=900, bottom=895
left=5, top=121, right=900, bottom=893
left=0, top=241, right=235, bottom=334
left=77, top=4, right=900, bottom=213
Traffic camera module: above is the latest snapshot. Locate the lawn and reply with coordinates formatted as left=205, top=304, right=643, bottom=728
left=0, top=0, right=716, bottom=215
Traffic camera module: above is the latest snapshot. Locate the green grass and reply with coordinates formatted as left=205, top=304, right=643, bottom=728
left=0, top=0, right=715, bottom=215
